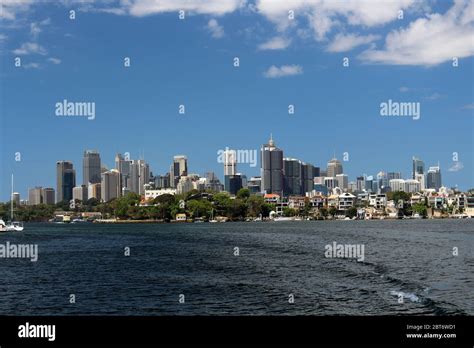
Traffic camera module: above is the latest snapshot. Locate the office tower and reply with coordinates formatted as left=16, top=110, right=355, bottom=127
left=12, top=192, right=20, bottom=206
left=327, top=158, right=343, bottom=178
left=365, top=175, right=374, bottom=193
left=42, top=188, right=55, bottom=205
left=389, top=179, right=406, bottom=192
left=171, top=155, right=188, bottom=188
left=427, top=165, right=442, bottom=191
left=83, top=150, right=101, bottom=185
left=415, top=173, right=425, bottom=190
left=387, top=172, right=402, bottom=180
left=177, top=176, right=193, bottom=195
left=412, top=157, right=425, bottom=179
left=204, top=172, right=224, bottom=192
left=73, top=185, right=88, bottom=202
left=356, top=176, right=365, bottom=191
left=28, top=187, right=43, bottom=205
left=376, top=171, right=389, bottom=192
left=324, top=177, right=337, bottom=190
left=224, top=149, right=237, bottom=176
left=138, top=160, right=150, bottom=195
left=101, top=169, right=120, bottom=202
left=57, top=161, right=76, bottom=203
left=405, top=179, right=421, bottom=193
left=261, top=135, right=283, bottom=194
left=247, top=176, right=261, bottom=194
left=283, top=158, right=302, bottom=195
left=154, top=173, right=170, bottom=189
left=224, top=149, right=238, bottom=192
left=129, top=160, right=140, bottom=194
left=225, top=174, right=243, bottom=195
left=240, top=174, right=248, bottom=189
left=88, top=183, right=101, bottom=201
left=115, top=153, right=131, bottom=192
left=336, top=174, right=348, bottom=190
left=302, top=163, right=319, bottom=194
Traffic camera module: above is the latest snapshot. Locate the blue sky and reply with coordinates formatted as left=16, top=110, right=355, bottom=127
left=1, top=0, right=473, bottom=200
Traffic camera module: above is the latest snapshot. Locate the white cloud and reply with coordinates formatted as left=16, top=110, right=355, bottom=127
left=263, top=64, right=303, bottom=78
left=258, top=36, right=291, bottom=50
left=327, top=33, right=380, bottom=52
left=424, top=92, right=443, bottom=100
left=256, top=0, right=417, bottom=39
left=399, top=86, right=410, bottom=92
left=30, top=18, right=50, bottom=39
left=13, top=42, right=47, bottom=55
left=118, top=0, right=245, bottom=17
left=448, top=162, right=464, bottom=172
left=0, top=0, right=34, bottom=20
left=461, top=103, right=474, bottom=110
left=359, top=1, right=474, bottom=66
left=207, top=19, right=224, bottom=38
left=48, top=57, right=61, bottom=64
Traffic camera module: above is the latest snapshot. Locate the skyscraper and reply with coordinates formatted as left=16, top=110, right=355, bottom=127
left=412, top=157, right=425, bottom=179
left=327, top=158, right=343, bottom=178
left=261, top=135, right=283, bottom=195
left=28, top=187, right=43, bottom=205
left=83, top=150, right=101, bottom=185
left=427, top=165, right=442, bottom=191
left=302, top=163, right=319, bottom=194
left=283, top=158, right=302, bottom=195
left=138, top=160, right=150, bottom=195
left=57, top=161, right=76, bottom=203
left=171, top=155, right=188, bottom=188
left=101, top=169, right=120, bottom=202
left=42, top=188, right=55, bottom=205
left=115, top=153, right=131, bottom=192
left=224, top=149, right=238, bottom=193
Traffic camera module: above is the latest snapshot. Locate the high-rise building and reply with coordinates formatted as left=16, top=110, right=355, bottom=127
left=405, top=179, right=421, bottom=193
left=247, top=176, right=261, bottom=193
left=138, top=160, right=150, bottom=195
left=73, top=185, right=88, bottom=202
left=365, top=175, right=374, bottom=193
left=356, top=176, right=365, bottom=191
left=412, top=157, right=425, bottom=179
left=283, top=158, right=302, bottom=195
left=57, top=161, right=76, bottom=203
left=389, top=179, right=406, bottom=192
left=176, top=176, right=193, bottom=195
left=327, top=158, right=343, bottom=178
left=115, top=153, right=131, bottom=192
left=387, top=172, right=402, bottom=180
left=12, top=192, right=20, bottom=206
left=427, top=165, right=442, bottom=191
left=376, top=171, right=389, bottom=193
left=83, top=150, right=101, bottom=185
left=171, top=155, right=188, bottom=188
left=261, top=135, right=283, bottom=194
left=415, top=173, right=425, bottom=190
left=225, top=174, right=243, bottom=195
left=88, top=183, right=101, bottom=201
left=28, top=187, right=43, bottom=205
left=224, top=149, right=238, bottom=192
left=336, top=174, right=348, bottom=190
left=224, top=149, right=237, bottom=176
left=42, top=188, right=55, bottom=205
left=302, top=163, right=319, bottom=194
left=101, top=169, right=120, bottom=202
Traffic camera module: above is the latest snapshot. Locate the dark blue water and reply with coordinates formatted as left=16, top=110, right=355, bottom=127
left=0, top=220, right=472, bottom=315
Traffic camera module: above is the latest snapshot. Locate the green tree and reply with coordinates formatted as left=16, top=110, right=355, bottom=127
left=236, top=188, right=250, bottom=200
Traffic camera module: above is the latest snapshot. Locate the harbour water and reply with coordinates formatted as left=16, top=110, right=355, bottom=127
left=0, top=220, right=472, bottom=315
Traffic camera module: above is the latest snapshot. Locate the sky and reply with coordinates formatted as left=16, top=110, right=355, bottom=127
left=0, top=0, right=473, bottom=201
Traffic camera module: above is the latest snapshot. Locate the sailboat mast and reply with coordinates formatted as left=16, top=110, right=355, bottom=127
left=11, top=174, right=14, bottom=220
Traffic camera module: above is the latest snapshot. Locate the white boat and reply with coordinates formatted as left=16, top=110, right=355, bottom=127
left=6, top=174, right=24, bottom=232
left=273, top=216, right=293, bottom=222
left=0, top=219, right=7, bottom=232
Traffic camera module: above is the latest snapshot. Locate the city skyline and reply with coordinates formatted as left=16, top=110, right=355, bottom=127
left=1, top=0, right=473, bottom=200
left=2, top=135, right=461, bottom=204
